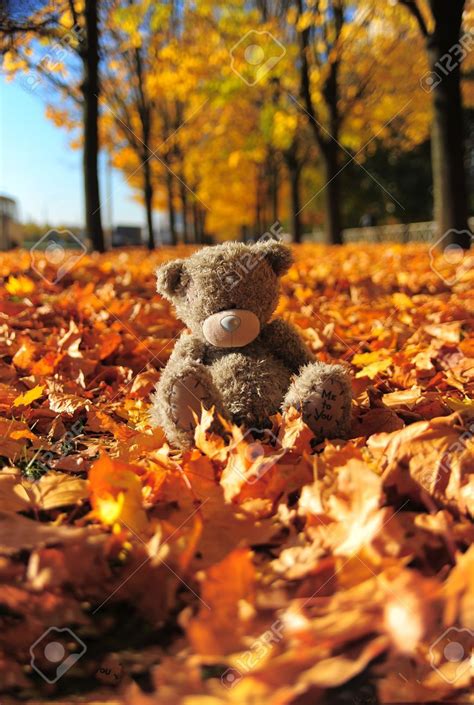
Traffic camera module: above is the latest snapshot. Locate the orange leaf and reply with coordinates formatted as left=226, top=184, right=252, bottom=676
left=187, top=548, right=256, bottom=656
left=88, top=454, right=148, bottom=535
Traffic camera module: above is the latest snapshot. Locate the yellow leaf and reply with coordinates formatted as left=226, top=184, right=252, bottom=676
left=352, top=350, right=390, bottom=366
left=297, top=10, right=314, bottom=31
left=286, top=6, right=298, bottom=24
left=445, top=397, right=474, bottom=413
left=5, top=275, right=35, bottom=296
left=392, top=292, right=413, bottom=310
left=13, top=385, right=45, bottom=407
left=356, top=358, right=392, bottom=380
left=228, top=151, right=241, bottom=168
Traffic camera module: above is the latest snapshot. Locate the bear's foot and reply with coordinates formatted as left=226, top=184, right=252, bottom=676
left=151, top=363, right=226, bottom=448
left=169, top=372, right=214, bottom=431
left=283, top=362, right=352, bottom=443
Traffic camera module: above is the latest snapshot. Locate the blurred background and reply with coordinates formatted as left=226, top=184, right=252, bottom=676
left=0, top=0, right=473, bottom=252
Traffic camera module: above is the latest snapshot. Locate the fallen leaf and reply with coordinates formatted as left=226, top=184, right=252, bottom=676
left=12, top=384, right=45, bottom=407
left=89, top=454, right=149, bottom=535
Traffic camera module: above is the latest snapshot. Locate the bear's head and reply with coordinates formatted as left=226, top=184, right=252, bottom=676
left=156, top=240, right=292, bottom=347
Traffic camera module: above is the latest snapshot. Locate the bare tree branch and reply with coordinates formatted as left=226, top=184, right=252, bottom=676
left=7, top=49, right=82, bottom=104
left=398, top=0, right=430, bottom=37
left=68, top=0, right=80, bottom=28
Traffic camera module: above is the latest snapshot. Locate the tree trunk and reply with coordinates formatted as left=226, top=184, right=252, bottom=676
left=284, top=147, right=302, bottom=243
left=179, top=180, right=189, bottom=244
left=192, top=201, right=199, bottom=243
left=254, top=170, right=263, bottom=238
left=322, top=140, right=343, bottom=245
left=428, top=0, right=471, bottom=247
left=290, top=169, right=302, bottom=244
left=199, top=208, right=207, bottom=242
left=269, top=155, right=279, bottom=224
left=296, top=0, right=344, bottom=245
left=240, top=224, right=249, bottom=242
left=322, top=10, right=343, bottom=247
left=254, top=197, right=262, bottom=239
left=82, top=0, right=104, bottom=252
left=166, top=171, right=177, bottom=246
left=143, top=156, right=154, bottom=250
left=133, top=43, right=154, bottom=251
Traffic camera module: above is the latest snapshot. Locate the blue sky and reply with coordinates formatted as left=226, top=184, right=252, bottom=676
left=0, top=77, right=147, bottom=227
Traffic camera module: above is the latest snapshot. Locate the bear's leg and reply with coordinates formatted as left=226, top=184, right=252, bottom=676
left=150, top=361, right=227, bottom=449
left=282, top=362, right=352, bottom=442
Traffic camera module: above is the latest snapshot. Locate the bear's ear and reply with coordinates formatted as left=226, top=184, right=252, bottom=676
left=156, top=259, right=188, bottom=299
left=258, top=240, right=293, bottom=276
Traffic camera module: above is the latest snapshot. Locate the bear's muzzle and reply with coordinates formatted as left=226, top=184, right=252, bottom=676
left=202, top=309, right=260, bottom=347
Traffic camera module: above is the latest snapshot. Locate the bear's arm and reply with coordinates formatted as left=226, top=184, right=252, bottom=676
left=168, top=332, right=208, bottom=364
left=260, top=319, right=314, bottom=373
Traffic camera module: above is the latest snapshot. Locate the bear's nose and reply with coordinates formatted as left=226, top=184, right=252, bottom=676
left=220, top=314, right=241, bottom=332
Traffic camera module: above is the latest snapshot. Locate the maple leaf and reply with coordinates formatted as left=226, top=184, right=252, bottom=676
left=369, top=412, right=474, bottom=515
left=187, top=548, right=256, bottom=655
left=88, top=454, right=149, bottom=535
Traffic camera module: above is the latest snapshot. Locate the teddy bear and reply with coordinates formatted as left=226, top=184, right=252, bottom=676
left=150, top=240, right=352, bottom=449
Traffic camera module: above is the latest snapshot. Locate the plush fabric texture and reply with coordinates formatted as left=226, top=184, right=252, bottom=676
left=283, top=362, right=353, bottom=442
left=150, top=240, right=352, bottom=448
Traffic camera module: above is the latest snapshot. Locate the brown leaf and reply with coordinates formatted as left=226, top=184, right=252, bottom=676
left=0, top=510, right=97, bottom=556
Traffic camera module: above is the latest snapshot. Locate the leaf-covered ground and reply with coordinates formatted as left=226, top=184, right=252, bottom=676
left=0, top=243, right=473, bottom=705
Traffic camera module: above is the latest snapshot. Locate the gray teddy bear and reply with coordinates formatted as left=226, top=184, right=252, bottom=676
left=151, top=240, right=352, bottom=449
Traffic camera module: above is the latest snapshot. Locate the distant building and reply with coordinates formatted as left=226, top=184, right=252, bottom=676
left=0, top=195, right=22, bottom=250
left=111, top=225, right=143, bottom=247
